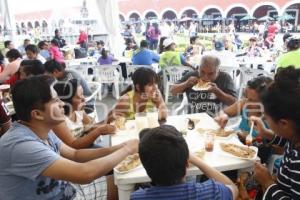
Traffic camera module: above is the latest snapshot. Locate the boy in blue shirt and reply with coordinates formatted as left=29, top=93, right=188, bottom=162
left=132, top=40, right=160, bottom=66
left=131, top=125, right=238, bottom=200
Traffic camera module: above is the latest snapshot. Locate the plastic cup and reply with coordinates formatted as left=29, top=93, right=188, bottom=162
left=135, top=112, right=148, bottom=132
left=147, top=109, right=159, bottom=128
left=204, top=132, right=215, bottom=152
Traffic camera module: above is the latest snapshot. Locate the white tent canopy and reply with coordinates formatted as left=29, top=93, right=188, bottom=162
left=0, top=0, right=123, bottom=56
left=95, top=0, right=124, bottom=57
left=0, top=0, right=16, bottom=43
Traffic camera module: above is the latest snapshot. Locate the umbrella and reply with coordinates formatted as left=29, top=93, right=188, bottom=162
left=226, top=17, right=237, bottom=21
left=199, top=17, right=213, bottom=21
left=258, top=15, right=274, bottom=21
left=240, top=15, right=256, bottom=21
left=278, top=13, right=295, bottom=21
left=180, top=17, right=192, bottom=22
left=214, top=16, right=223, bottom=21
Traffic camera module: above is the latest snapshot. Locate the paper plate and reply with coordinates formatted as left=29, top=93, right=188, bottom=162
left=114, top=164, right=142, bottom=174
left=114, top=154, right=142, bottom=174
left=192, top=85, right=210, bottom=91
left=216, top=142, right=258, bottom=160
left=0, top=84, right=10, bottom=90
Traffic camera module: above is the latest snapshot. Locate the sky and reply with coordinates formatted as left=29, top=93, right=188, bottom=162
left=9, top=0, right=83, bottom=14
left=9, top=0, right=126, bottom=14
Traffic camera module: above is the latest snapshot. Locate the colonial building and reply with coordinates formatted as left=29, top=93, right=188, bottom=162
left=118, top=0, right=300, bottom=25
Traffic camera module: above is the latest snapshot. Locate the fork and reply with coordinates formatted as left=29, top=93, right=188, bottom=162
left=246, top=121, right=254, bottom=146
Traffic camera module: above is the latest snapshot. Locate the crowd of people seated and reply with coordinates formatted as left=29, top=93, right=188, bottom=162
left=0, top=21, right=300, bottom=200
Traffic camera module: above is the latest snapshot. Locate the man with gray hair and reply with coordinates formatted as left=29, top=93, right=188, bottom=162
left=170, top=55, right=237, bottom=116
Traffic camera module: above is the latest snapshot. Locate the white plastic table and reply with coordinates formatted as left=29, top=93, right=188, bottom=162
left=112, top=113, right=255, bottom=200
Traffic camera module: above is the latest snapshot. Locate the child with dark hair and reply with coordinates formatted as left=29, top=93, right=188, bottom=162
left=131, top=125, right=238, bottom=200
left=97, top=49, right=117, bottom=65
left=108, top=67, right=167, bottom=121
left=215, top=76, right=273, bottom=135
left=53, top=79, right=116, bottom=149
left=49, top=39, right=64, bottom=63
left=0, top=49, right=22, bottom=82
left=251, top=66, right=300, bottom=199
left=5, top=60, right=45, bottom=86
left=24, top=44, right=46, bottom=64
left=37, top=40, right=51, bottom=60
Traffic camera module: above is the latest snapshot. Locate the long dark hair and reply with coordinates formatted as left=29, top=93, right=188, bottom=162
left=247, top=76, right=273, bottom=99
left=158, top=37, right=167, bottom=54
left=262, top=66, right=300, bottom=134
left=54, top=79, right=79, bottom=115
left=121, top=67, right=158, bottom=95
left=101, top=48, right=108, bottom=59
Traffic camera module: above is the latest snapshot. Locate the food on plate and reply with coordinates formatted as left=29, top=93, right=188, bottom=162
left=196, top=128, right=235, bottom=137
left=115, top=153, right=141, bottom=172
left=219, top=143, right=256, bottom=159
left=212, top=129, right=236, bottom=137
left=112, top=116, right=126, bottom=130
left=193, top=79, right=210, bottom=90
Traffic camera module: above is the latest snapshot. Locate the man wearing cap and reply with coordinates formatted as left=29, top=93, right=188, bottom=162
left=159, top=38, right=193, bottom=69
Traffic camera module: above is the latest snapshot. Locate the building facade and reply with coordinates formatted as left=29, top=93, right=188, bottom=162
left=118, top=0, right=300, bottom=25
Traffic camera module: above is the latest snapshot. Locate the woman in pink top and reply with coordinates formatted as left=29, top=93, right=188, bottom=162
left=49, top=39, right=64, bottom=63
left=0, top=49, right=22, bottom=82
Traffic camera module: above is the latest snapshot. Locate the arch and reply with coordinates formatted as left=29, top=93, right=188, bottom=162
left=224, top=4, right=250, bottom=17
left=199, top=5, right=225, bottom=18
left=34, top=21, right=40, bottom=28
left=281, top=0, right=300, bottom=15
left=281, top=2, right=300, bottom=25
left=252, top=5, right=279, bottom=19
left=42, top=20, right=48, bottom=27
left=250, top=2, right=281, bottom=16
left=27, top=21, right=33, bottom=29
left=178, top=7, right=199, bottom=19
left=142, top=9, right=159, bottom=20
left=129, top=13, right=141, bottom=21
left=181, top=9, right=198, bottom=18
left=119, top=14, right=125, bottom=22
left=159, top=8, right=178, bottom=19
left=21, top=22, right=26, bottom=28
left=126, top=10, right=142, bottom=21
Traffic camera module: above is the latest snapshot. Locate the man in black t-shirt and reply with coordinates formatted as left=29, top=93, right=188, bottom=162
left=170, top=55, right=237, bottom=116
left=53, top=29, right=66, bottom=48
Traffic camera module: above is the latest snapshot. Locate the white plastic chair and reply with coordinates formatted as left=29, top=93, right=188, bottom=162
left=238, top=67, right=273, bottom=100
left=163, top=66, right=193, bottom=104
left=173, top=92, right=188, bottom=115
left=85, top=81, right=102, bottom=123
left=95, top=65, right=122, bottom=99
left=125, top=65, right=152, bottom=84
left=66, top=64, right=95, bottom=82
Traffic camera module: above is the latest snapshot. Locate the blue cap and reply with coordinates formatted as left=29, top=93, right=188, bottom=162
left=215, top=41, right=225, bottom=51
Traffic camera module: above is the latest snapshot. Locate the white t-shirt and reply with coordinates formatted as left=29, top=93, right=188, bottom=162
left=23, top=54, right=46, bottom=64
left=65, top=111, right=85, bottom=138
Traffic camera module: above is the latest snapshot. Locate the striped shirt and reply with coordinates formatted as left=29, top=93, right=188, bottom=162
left=264, top=136, right=300, bottom=200
left=130, top=180, right=232, bottom=200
